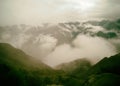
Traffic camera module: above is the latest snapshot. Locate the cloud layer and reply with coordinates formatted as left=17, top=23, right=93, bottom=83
left=43, top=35, right=116, bottom=67
left=0, top=0, right=120, bottom=25
left=0, top=19, right=120, bottom=67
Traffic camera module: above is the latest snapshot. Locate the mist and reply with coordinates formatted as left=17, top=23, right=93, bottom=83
left=43, top=35, right=116, bottom=67
left=0, top=0, right=120, bottom=25
left=1, top=20, right=120, bottom=67
left=1, top=1, right=120, bottom=86
left=0, top=0, right=120, bottom=67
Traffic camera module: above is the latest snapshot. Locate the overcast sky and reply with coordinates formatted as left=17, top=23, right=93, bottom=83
left=0, top=0, right=120, bottom=25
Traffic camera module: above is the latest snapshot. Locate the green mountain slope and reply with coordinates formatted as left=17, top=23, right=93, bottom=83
left=0, top=43, right=54, bottom=72
left=0, top=43, right=82, bottom=86
left=56, top=53, right=120, bottom=86
left=0, top=43, right=63, bottom=86
left=82, top=53, right=120, bottom=86
left=56, top=58, right=92, bottom=78
left=1, top=43, right=120, bottom=86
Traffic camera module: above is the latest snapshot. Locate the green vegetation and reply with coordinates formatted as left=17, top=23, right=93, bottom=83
left=0, top=43, right=120, bottom=86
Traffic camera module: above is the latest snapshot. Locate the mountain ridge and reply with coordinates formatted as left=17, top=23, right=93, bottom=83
left=0, top=43, right=120, bottom=86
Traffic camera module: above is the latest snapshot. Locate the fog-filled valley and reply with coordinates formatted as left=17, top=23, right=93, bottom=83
left=0, top=19, right=120, bottom=86
left=1, top=19, right=120, bottom=67
left=0, top=42, right=120, bottom=86
left=1, top=0, right=120, bottom=86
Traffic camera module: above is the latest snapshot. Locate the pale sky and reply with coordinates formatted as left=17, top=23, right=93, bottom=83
left=0, top=0, right=120, bottom=25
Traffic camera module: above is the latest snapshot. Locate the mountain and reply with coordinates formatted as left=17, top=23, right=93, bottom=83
left=86, top=53, right=120, bottom=75
left=1, top=19, right=120, bottom=44
left=0, top=43, right=120, bottom=86
left=56, top=53, right=120, bottom=86
left=0, top=43, right=60, bottom=86
left=1, top=19, right=120, bottom=59
left=0, top=43, right=53, bottom=71
left=0, top=43, right=83, bottom=86
left=56, top=58, right=92, bottom=78
left=86, top=19, right=120, bottom=31
left=82, top=53, right=120, bottom=86
left=1, top=19, right=120, bottom=86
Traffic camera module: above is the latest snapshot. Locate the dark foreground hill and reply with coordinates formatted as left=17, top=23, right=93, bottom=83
left=56, top=54, right=120, bottom=86
left=0, top=43, right=82, bottom=86
left=0, top=43, right=57, bottom=86
left=82, top=53, right=120, bottom=86
left=0, top=43, right=120, bottom=86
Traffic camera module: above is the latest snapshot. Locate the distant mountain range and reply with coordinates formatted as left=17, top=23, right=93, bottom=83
left=1, top=19, right=120, bottom=46
left=0, top=19, right=120, bottom=60
left=0, top=43, right=120, bottom=86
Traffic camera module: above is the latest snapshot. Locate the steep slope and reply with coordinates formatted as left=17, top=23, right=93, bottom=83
left=82, top=53, right=120, bottom=86
left=0, top=43, right=53, bottom=71
left=0, top=43, right=63, bottom=86
left=81, top=53, right=120, bottom=76
left=0, top=43, right=83, bottom=86
left=56, top=53, right=120, bottom=86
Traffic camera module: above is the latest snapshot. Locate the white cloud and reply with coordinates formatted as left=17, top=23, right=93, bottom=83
left=84, top=24, right=105, bottom=32
left=0, top=29, right=31, bottom=48
left=34, top=34, right=57, bottom=51
left=21, top=34, right=58, bottom=60
left=43, top=35, right=116, bottom=67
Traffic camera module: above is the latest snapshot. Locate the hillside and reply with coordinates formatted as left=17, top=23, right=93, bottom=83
left=0, top=43, right=82, bottom=86
left=0, top=43, right=54, bottom=71
left=0, top=43, right=60, bottom=86
left=0, top=43, right=120, bottom=86
left=56, top=53, right=120, bottom=86
left=56, top=58, right=92, bottom=78
left=82, top=53, right=120, bottom=86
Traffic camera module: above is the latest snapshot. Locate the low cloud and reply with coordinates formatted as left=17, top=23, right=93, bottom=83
left=0, top=20, right=120, bottom=67
left=0, top=26, right=58, bottom=59
left=19, top=34, right=58, bottom=59
left=43, top=35, right=117, bottom=67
